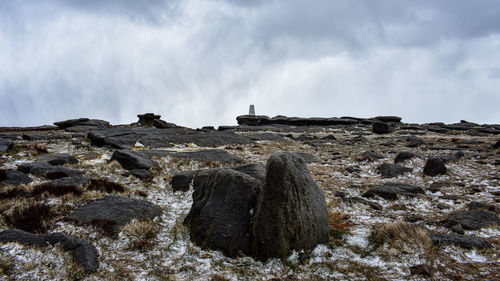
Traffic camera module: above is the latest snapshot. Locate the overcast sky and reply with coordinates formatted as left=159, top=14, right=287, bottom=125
left=1, top=0, right=499, bottom=128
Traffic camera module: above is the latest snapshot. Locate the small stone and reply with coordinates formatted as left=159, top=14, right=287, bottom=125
left=394, top=152, right=416, bottom=164
left=376, top=163, right=412, bottom=178
left=423, top=157, right=447, bottom=176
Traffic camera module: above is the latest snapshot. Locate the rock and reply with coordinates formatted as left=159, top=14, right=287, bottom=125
left=372, top=122, right=394, bottom=134
left=362, top=182, right=424, bottom=200
left=0, top=229, right=98, bottom=272
left=423, top=157, right=447, bottom=176
left=346, top=166, right=361, bottom=173
left=341, top=197, right=383, bottom=210
left=0, top=137, right=14, bottom=153
left=54, top=118, right=109, bottom=130
left=236, top=115, right=271, bottom=126
left=230, top=163, right=266, bottom=183
left=110, top=149, right=159, bottom=170
left=394, top=152, right=417, bottom=164
left=358, top=151, right=385, bottom=162
left=409, top=264, right=432, bottom=277
left=430, top=233, right=491, bottom=249
left=376, top=163, right=412, bottom=178
left=493, top=140, right=500, bottom=149
left=17, top=162, right=84, bottom=179
left=37, top=153, right=79, bottom=166
left=374, top=116, right=402, bottom=123
left=123, top=169, right=153, bottom=181
left=171, top=171, right=195, bottom=192
left=443, top=121, right=480, bottom=131
left=32, top=177, right=90, bottom=196
left=438, top=152, right=464, bottom=163
left=184, top=169, right=261, bottom=257
left=252, top=152, right=329, bottom=260
left=137, top=113, right=161, bottom=126
left=153, top=119, right=177, bottom=129
left=451, top=224, right=465, bottom=235
left=22, top=133, right=65, bottom=141
left=247, top=133, right=285, bottom=142
left=443, top=210, right=499, bottom=230
left=54, top=118, right=89, bottom=129
left=404, top=136, right=426, bottom=147
left=0, top=170, right=33, bottom=185
left=67, top=195, right=162, bottom=234
left=167, top=149, right=243, bottom=164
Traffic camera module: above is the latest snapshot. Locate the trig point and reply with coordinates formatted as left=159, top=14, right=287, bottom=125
left=249, top=105, right=255, bottom=116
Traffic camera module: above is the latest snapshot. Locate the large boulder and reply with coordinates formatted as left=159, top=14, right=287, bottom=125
left=110, top=149, right=159, bottom=170
left=252, top=152, right=329, bottom=260
left=0, top=229, right=98, bottom=272
left=184, top=169, right=261, bottom=257
left=66, top=195, right=162, bottom=234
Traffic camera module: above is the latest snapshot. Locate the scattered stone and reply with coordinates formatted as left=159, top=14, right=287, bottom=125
left=17, top=162, right=84, bottom=178
left=423, top=157, right=447, bottom=176
left=362, top=182, right=425, bottom=200
left=372, top=122, right=394, bottom=134
left=0, top=138, right=14, bottom=153
left=172, top=171, right=195, bottom=192
left=252, top=152, right=329, bottom=260
left=37, top=153, right=78, bottom=166
left=430, top=233, right=491, bottom=249
left=247, top=133, right=285, bottom=142
left=67, top=195, right=162, bottom=234
left=376, top=163, right=412, bottom=178
left=184, top=169, right=261, bottom=257
left=394, top=152, right=417, bottom=164
left=0, top=170, right=33, bottom=185
left=54, top=118, right=109, bottom=130
left=443, top=210, right=500, bottom=230
left=110, top=149, right=159, bottom=170
left=468, top=201, right=499, bottom=213
left=0, top=229, right=98, bottom=272
left=428, top=181, right=450, bottom=193
left=341, top=197, right=383, bottom=210
left=22, top=133, right=65, bottom=141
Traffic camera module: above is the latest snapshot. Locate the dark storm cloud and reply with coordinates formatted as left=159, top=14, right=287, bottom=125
left=0, top=0, right=499, bottom=127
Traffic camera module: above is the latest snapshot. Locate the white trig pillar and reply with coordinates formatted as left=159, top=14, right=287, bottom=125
left=249, top=104, right=255, bottom=116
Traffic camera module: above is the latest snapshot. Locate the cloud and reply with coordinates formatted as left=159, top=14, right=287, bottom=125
left=1, top=0, right=500, bottom=127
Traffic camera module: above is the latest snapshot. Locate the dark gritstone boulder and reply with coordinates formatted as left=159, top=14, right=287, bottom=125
left=394, top=152, right=417, bottom=164
left=0, top=137, right=14, bottom=153
left=0, top=170, right=33, bottom=185
left=54, top=118, right=109, bottom=130
left=423, top=157, right=447, bottom=176
left=372, top=122, right=394, bottom=134
left=443, top=210, right=500, bottom=230
left=110, top=149, right=159, bottom=170
left=376, top=163, right=412, bottom=178
left=0, top=229, right=98, bottom=272
left=493, top=140, right=500, bottom=149
left=341, top=197, right=383, bottom=210
left=430, top=233, right=491, bottom=249
left=404, top=136, right=426, bottom=147
left=374, top=116, right=402, bottom=123
left=172, top=171, right=195, bottom=192
left=123, top=169, right=153, bottom=181
left=37, top=153, right=79, bottom=166
left=153, top=119, right=177, bottom=129
left=66, top=195, right=162, bottom=234
left=252, top=152, right=329, bottom=260
left=87, top=127, right=251, bottom=149
left=17, top=162, right=84, bottom=178
left=137, top=113, right=161, bottom=126
left=184, top=169, right=261, bottom=257
left=362, top=182, right=425, bottom=200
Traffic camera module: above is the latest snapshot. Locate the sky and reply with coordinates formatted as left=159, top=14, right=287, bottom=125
left=1, top=0, right=500, bottom=128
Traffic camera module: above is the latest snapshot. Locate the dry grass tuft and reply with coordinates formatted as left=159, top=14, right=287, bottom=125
left=0, top=255, right=15, bottom=277
left=328, top=211, right=353, bottom=244
left=32, top=183, right=83, bottom=197
left=121, top=219, right=159, bottom=249
left=3, top=200, right=54, bottom=233
left=88, top=178, right=125, bottom=193
left=368, top=222, right=431, bottom=252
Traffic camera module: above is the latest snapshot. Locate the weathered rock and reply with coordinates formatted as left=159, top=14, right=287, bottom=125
left=405, top=136, right=426, bottom=147
left=247, top=133, right=285, bottom=142
left=443, top=210, right=499, bottom=230
left=17, top=162, right=84, bottom=178
left=171, top=171, right=195, bottom=192
left=54, top=118, right=90, bottom=129
left=341, top=197, right=383, bottom=210
left=67, top=195, right=162, bottom=234
left=54, top=118, right=109, bottom=130
left=22, top=133, right=65, bottom=141
left=123, top=169, right=153, bottom=181
left=0, top=170, right=33, bottom=185
left=443, top=121, right=480, bottom=131
left=137, top=113, right=161, bottom=126
left=230, top=163, right=266, bottom=183
left=184, top=169, right=261, bottom=257
left=37, top=153, right=78, bottom=166
left=0, top=229, right=98, bottom=272
left=252, top=152, right=329, bottom=260
left=168, top=149, right=243, bottom=164
left=362, top=182, right=424, bottom=200
left=110, top=149, right=159, bottom=170
left=0, top=137, right=14, bottom=153
left=438, top=152, right=464, bottom=163
left=358, top=151, right=385, bottom=162
left=153, top=119, right=177, bottom=129
left=409, top=264, right=432, bottom=277
left=374, top=116, right=402, bottom=123
left=236, top=115, right=271, bottom=126
left=394, top=152, right=417, bottom=164
left=376, top=163, right=412, bottom=178
left=430, top=233, right=491, bottom=249
left=373, top=122, right=394, bottom=134
left=423, top=157, right=447, bottom=176
left=32, top=177, right=90, bottom=196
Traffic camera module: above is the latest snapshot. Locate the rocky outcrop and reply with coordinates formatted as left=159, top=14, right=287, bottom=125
left=252, top=152, right=329, bottom=260
left=167, top=149, right=243, bottom=164
left=67, top=195, right=162, bottom=234
left=0, top=229, right=98, bottom=272
left=110, top=149, right=159, bottom=170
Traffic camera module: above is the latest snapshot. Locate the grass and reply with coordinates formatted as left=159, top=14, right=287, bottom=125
left=121, top=219, right=160, bottom=250
left=87, top=178, right=125, bottom=193
left=0, top=255, right=14, bottom=277
left=328, top=210, right=353, bottom=245
left=3, top=199, right=54, bottom=233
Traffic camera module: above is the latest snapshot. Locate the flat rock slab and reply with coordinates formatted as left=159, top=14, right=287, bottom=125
left=0, top=229, right=98, bottom=272
left=67, top=195, right=162, bottom=234
left=0, top=170, right=33, bottom=185
left=110, top=149, right=159, bottom=170
left=376, top=163, right=412, bottom=178
left=37, top=153, right=79, bottom=166
left=0, top=138, right=14, bottom=153
left=362, top=182, right=425, bottom=200
left=430, top=233, right=491, bottom=249
left=17, top=162, right=84, bottom=179
left=443, top=210, right=500, bottom=230
left=54, top=118, right=109, bottom=130
left=87, top=127, right=252, bottom=149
